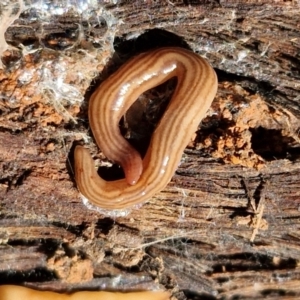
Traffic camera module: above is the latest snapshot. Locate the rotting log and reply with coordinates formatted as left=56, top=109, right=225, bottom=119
left=0, top=1, right=300, bottom=299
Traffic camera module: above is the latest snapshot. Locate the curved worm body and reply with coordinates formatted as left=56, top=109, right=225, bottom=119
left=75, top=47, right=218, bottom=209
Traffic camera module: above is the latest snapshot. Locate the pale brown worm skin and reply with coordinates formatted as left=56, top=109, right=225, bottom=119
left=75, top=47, right=218, bottom=210
left=0, top=285, right=170, bottom=300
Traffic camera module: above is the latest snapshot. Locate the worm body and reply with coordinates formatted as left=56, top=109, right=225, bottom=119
left=75, top=47, right=218, bottom=209
left=0, top=285, right=170, bottom=300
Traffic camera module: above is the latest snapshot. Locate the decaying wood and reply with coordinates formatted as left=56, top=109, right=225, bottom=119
left=0, top=1, right=300, bottom=299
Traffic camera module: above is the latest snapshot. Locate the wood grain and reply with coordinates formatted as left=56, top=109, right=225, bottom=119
left=0, top=1, right=300, bottom=299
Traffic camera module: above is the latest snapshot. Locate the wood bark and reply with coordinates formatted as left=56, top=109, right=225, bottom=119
left=0, top=1, right=300, bottom=299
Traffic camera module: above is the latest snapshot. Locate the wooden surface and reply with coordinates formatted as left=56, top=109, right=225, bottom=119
left=0, top=1, right=300, bottom=299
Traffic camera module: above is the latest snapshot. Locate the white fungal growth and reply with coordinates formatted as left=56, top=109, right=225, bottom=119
left=0, top=0, right=120, bottom=123
left=0, top=0, right=25, bottom=69
left=81, top=193, right=134, bottom=217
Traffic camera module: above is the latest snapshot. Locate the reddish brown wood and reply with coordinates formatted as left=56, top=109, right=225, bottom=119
left=0, top=1, right=300, bottom=299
